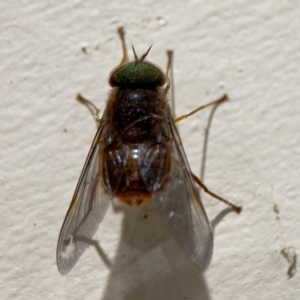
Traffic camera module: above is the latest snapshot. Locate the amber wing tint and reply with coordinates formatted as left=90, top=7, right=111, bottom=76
left=56, top=125, right=112, bottom=275
left=153, top=113, right=213, bottom=271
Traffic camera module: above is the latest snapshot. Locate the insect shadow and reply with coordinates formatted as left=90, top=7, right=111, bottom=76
left=100, top=201, right=211, bottom=300
left=199, top=100, right=238, bottom=232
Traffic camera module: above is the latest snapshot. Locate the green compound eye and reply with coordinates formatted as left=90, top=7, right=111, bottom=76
left=109, top=62, right=166, bottom=87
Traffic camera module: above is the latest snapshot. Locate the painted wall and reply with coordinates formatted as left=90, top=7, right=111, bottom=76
left=1, top=1, right=299, bottom=299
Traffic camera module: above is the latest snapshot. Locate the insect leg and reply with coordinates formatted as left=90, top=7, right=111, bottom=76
left=163, top=50, right=173, bottom=100
left=192, top=172, right=242, bottom=214
left=76, top=93, right=101, bottom=125
left=117, top=27, right=129, bottom=67
left=174, top=94, right=228, bottom=123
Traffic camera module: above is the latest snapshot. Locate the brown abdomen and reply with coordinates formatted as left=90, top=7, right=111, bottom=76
left=102, top=87, right=170, bottom=206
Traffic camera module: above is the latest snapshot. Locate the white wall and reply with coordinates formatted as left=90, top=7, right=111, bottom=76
left=1, top=1, right=299, bottom=299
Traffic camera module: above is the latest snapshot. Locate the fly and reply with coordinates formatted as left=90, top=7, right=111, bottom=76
left=56, top=27, right=241, bottom=275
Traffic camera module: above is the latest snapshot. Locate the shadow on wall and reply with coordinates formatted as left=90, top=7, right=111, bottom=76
left=100, top=203, right=212, bottom=300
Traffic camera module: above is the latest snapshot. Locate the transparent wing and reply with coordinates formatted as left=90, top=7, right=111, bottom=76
left=56, top=125, right=111, bottom=275
left=153, top=117, right=213, bottom=271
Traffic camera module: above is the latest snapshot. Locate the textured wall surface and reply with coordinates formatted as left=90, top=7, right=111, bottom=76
left=1, top=1, right=299, bottom=299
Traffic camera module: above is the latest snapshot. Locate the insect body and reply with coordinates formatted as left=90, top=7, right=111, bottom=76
left=56, top=28, right=240, bottom=275
left=103, top=58, right=168, bottom=207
